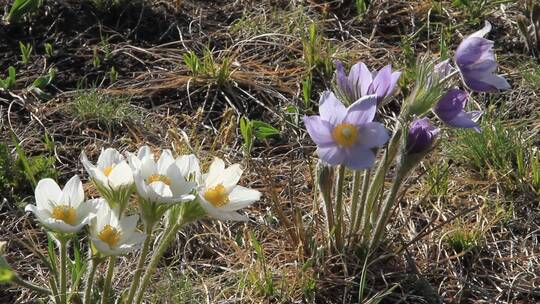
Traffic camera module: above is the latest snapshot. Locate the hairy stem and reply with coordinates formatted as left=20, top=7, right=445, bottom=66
left=125, top=225, right=154, bottom=304
left=333, top=165, right=346, bottom=251
left=354, top=169, right=371, bottom=243
left=11, top=275, right=51, bottom=295
left=100, top=256, right=116, bottom=304
left=347, top=170, right=362, bottom=249
left=58, top=239, right=67, bottom=304
left=83, top=258, right=99, bottom=304
left=134, top=221, right=184, bottom=304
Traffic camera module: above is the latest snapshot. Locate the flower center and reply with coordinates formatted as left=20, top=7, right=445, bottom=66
left=332, top=123, right=359, bottom=148
left=103, top=166, right=113, bottom=177
left=98, top=224, right=121, bottom=247
left=147, top=174, right=171, bottom=186
left=204, top=184, right=229, bottom=208
left=51, top=205, right=77, bottom=225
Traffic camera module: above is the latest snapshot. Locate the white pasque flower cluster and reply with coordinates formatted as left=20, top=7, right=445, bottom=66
left=25, top=146, right=261, bottom=256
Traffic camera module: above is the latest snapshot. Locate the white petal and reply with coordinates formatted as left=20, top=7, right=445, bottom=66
left=157, top=150, right=175, bottom=174
left=137, top=145, right=153, bottom=159
left=61, top=175, right=84, bottom=208
left=149, top=181, right=173, bottom=199
left=123, top=231, right=146, bottom=247
left=91, top=238, right=115, bottom=256
left=221, top=164, right=243, bottom=191
left=108, top=161, right=134, bottom=189
left=35, top=178, right=62, bottom=211
left=205, top=158, right=225, bottom=187
left=119, top=215, right=139, bottom=236
left=175, top=154, right=201, bottom=181
left=134, top=172, right=150, bottom=200
left=167, top=164, right=195, bottom=196
left=222, top=186, right=261, bottom=211
left=97, top=148, right=123, bottom=170
left=140, top=157, right=157, bottom=179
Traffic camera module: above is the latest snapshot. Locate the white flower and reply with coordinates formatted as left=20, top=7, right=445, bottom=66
left=198, top=158, right=261, bottom=221
left=25, top=176, right=97, bottom=233
left=127, top=145, right=153, bottom=172
left=81, top=148, right=133, bottom=191
left=130, top=148, right=196, bottom=204
left=175, top=154, right=201, bottom=182
left=89, top=199, right=146, bottom=256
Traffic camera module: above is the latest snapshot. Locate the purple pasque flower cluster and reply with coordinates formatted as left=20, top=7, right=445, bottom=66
left=335, top=60, right=401, bottom=105
left=432, top=21, right=509, bottom=132
left=303, top=92, right=389, bottom=169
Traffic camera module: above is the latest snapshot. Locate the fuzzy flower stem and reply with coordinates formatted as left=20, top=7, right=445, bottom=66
left=83, top=258, right=99, bottom=304
left=333, top=165, right=346, bottom=251
left=58, top=238, right=68, bottom=304
left=347, top=170, right=362, bottom=249
left=354, top=169, right=371, bottom=243
left=134, top=219, right=187, bottom=304
left=125, top=224, right=154, bottom=304
left=369, top=163, right=406, bottom=250
left=100, top=256, right=116, bottom=304
left=11, top=275, right=51, bottom=295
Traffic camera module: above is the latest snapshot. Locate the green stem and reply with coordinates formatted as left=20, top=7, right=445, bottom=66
left=125, top=225, right=154, bottom=304
left=134, top=222, right=182, bottom=304
left=83, top=258, right=99, bottom=304
left=369, top=166, right=406, bottom=250
left=318, top=166, right=334, bottom=246
left=346, top=170, right=362, bottom=249
left=333, top=165, right=346, bottom=251
left=11, top=275, right=51, bottom=295
left=353, top=169, right=371, bottom=243
left=59, top=239, right=67, bottom=304
left=100, top=256, right=116, bottom=304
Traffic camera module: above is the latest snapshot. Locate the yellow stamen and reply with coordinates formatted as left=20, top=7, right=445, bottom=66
left=147, top=174, right=172, bottom=186
left=204, top=184, right=229, bottom=208
left=51, top=205, right=77, bottom=225
left=103, top=166, right=113, bottom=177
left=98, top=224, right=121, bottom=247
left=332, top=123, right=359, bottom=148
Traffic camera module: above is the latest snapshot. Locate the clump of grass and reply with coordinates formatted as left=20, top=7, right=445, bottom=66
left=425, top=161, right=450, bottom=198
left=183, top=48, right=233, bottom=87
left=0, top=141, right=57, bottom=207
left=446, top=108, right=539, bottom=197
left=71, top=90, right=137, bottom=128
left=445, top=226, right=480, bottom=253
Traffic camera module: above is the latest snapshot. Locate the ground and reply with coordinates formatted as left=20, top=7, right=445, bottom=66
left=1, top=0, right=539, bottom=303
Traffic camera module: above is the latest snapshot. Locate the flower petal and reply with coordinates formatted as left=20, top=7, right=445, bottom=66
left=222, top=164, right=243, bottom=191
left=344, top=145, right=376, bottom=170
left=344, top=95, right=377, bottom=125
left=108, top=161, right=134, bottom=189
left=317, top=145, right=345, bottom=166
left=319, top=91, right=346, bottom=124
left=157, top=149, right=175, bottom=174
left=35, top=178, right=61, bottom=211
left=357, top=122, right=389, bottom=148
left=303, top=115, right=334, bottom=146
left=222, top=186, right=261, bottom=211
left=205, top=158, right=225, bottom=188
left=447, top=111, right=482, bottom=132
left=97, top=148, right=123, bottom=170
left=61, top=175, right=84, bottom=208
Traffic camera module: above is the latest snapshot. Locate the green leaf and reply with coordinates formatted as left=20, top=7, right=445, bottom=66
left=252, top=120, right=280, bottom=139
left=7, top=0, right=40, bottom=23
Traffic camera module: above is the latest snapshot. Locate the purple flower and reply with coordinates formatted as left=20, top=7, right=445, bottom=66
left=303, top=91, right=389, bottom=169
left=434, top=59, right=455, bottom=80
left=407, top=118, right=439, bottom=154
left=434, top=88, right=482, bottom=132
left=335, top=60, right=401, bottom=104
left=455, top=21, right=510, bottom=92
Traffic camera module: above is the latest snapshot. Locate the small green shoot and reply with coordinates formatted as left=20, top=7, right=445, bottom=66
left=71, top=90, right=137, bottom=129
left=19, top=41, right=33, bottom=65
left=44, top=43, right=54, bottom=57
left=0, top=67, right=17, bottom=91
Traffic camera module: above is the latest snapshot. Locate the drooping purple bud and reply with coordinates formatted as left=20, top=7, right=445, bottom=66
left=407, top=118, right=439, bottom=154
left=434, top=88, right=482, bottom=132
left=455, top=21, right=510, bottom=92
